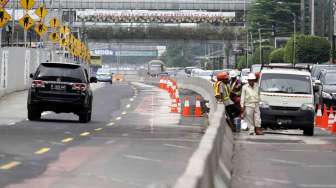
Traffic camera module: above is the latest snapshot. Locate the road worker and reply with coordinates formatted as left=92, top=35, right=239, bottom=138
left=215, top=72, right=240, bottom=128
left=240, top=73, right=264, bottom=135
left=229, top=70, right=242, bottom=107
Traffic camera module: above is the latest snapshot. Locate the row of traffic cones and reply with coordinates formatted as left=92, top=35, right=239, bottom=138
left=315, top=104, right=336, bottom=133
left=159, top=77, right=203, bottom=117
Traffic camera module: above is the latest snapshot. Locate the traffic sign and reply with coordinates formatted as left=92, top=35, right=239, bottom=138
left=60, top=37, right=69, bottom=47
left=18, top=14, right=34, bottom=30
left=19, top=0, right=35, bottom=10
left=49, top=17, right=59, bottom=28
left=0, top=0, right=9, bottom=8
left=0, top=8, right=11, bottom=28
left=49, top=32, right=59, bottom=43
left=59, top=25, right=70, bottom=34
left=35, top=5, right=48, bottom=19
left=34, top=22, right=48, bottom=37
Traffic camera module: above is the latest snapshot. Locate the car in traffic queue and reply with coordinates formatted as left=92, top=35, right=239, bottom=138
left=27, top=62, right=97, bottom=123
left=319, top=70, right=336, bottom=109
left=259, top=66, right=318, bottom=136
left=96, top=68, right=113, bottom=84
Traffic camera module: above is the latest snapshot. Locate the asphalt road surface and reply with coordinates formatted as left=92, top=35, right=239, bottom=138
left=0, top=82, right=205, bottom=188
left=231, top=129, right=336, bottom=188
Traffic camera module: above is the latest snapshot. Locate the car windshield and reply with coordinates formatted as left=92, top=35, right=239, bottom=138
left=260, top=73, right=311, bottom=94
left=198, top=71, right=213, bottom=76
left=36, top=64, right=86, bottom=83
left=323, top=73, right=336, bottom=85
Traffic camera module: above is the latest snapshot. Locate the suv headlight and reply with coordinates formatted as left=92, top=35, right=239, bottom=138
left=301, top=104, right=315, bottom=111
left=259, top=101, right=270, bottom=108
left=322, top=91, right=332, bottom=99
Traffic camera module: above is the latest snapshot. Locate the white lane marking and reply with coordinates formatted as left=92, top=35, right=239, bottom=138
left=116, top=117, right=122, bottom=121
left=305, top=165, right=336, bottom=168
left=122, top=111, right=127, bottom=115
left=299, top=184, right=336, bottom=188
left=241, top=175, right=292, bottom=185
left=150, top=94, right=154, bottom=133
left=126, top=104, right=131, bottom=108
left=106, top=122, right=115, bottom=127
left=268, top=158, right=305, bottom=166
left=105, top=140, right=115, bottom=145
left=129, top=98, right=134, bottom=102
left=279, top=149, right=334, bottom=153
left=124, top=155, right=161, bottom=163
left=164, top=144, right=190, bottom=149
left=8, top=122, right=15, bottom=126
left=122, top=133, right=129, bottom=137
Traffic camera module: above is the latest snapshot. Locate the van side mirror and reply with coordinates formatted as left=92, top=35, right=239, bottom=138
left=29, top=73, right=34, bottom=79
left=90, top=77, right=97, bottom=83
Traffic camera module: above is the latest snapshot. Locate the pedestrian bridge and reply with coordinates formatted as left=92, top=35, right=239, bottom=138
left=10, top=0, right=253, bottom=11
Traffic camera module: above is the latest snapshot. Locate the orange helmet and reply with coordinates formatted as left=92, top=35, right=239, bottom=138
left=217, top=72, right=229, bottom=81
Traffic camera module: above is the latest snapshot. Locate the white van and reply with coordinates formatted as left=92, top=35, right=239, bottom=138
left=259, top=66, right=318, bottom=136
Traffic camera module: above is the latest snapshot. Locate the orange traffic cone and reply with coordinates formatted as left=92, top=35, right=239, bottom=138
left=170, top=98, right=179, bottom=113
left=328, top=107, right=334, bottom=130
left=182, top=96, right=190, bottom=117
left=315, top=104, right=322, bottom=127
left=163, top=78, right=167, bottom=90
left=332, top=115, right=336, bottom=134
left=321, top=105, right=329, bottom=129
left=171, top=84, right=177, bottom=98
left=194, top=96, right=203, bottom=117
left=175, top=89, right=180, bottom=104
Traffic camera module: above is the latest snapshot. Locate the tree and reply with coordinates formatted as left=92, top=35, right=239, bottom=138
left=252, top=45, right=274, bottom=65
left=160, top=42, right=196, bottom=67
left=247, top=0, right=300, bottom=37
left=269, top=48, right=285, bottom=63
left=284, top=34, right=331, bottom=64
left=237, top=55, right=254, bottom=69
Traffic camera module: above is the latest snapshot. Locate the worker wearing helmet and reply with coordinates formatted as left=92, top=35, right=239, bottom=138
left=215, top=72, right=232, bottom=105
left=240, top=73, right=264, bottom=135
left=229, top=70, right=242, bottom=105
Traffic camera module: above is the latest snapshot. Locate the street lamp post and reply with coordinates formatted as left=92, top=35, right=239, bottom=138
left=292, top=13, right=296, bottom=65
left=258, top=28, right=262, bottom=65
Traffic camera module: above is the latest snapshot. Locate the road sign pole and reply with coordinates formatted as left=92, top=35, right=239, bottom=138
left=24, top=30, right=27, bottom=48
left=0, top=28, right=2, bottom=48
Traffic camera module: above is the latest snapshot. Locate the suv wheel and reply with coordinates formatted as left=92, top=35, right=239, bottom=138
left=28, top=105, right=41, bottom=121
left=303, top=127, right=314, bottom=136
left=79, top=109, right=89, bottom=123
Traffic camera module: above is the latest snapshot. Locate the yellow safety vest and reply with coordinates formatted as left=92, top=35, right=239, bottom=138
left=214, top=81, right=221, bottom=97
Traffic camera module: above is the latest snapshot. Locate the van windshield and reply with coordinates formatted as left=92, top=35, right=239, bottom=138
left=260, top=73, right=311, bottom=94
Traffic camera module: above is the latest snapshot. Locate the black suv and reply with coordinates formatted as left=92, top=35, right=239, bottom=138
left=319, top=70, right=336, bottom=109
left=27, top=63, right=97, bottom=123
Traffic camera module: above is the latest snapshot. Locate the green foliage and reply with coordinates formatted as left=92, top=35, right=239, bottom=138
left=269, top=48, right=285, bottom=63
left=247, top=0, right=300, bottom=37
left=284, top=34, right=331, bottom=64
left=252, top=45, right=275, bottom=65
left=237, top=55, right=254, bottom=69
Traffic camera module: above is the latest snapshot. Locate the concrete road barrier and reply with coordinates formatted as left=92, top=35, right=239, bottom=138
left=174, top=77, right=233, bottom=188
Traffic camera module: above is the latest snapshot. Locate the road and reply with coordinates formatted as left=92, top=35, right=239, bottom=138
left=0, top=82, right=205, bottom=188
left=231, top=129, right=336, bottom=188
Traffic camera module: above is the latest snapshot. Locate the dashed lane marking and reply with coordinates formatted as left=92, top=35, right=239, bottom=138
left=122, top=111, right=127, bottom=115
left=126, top=104, right=131, bottom=108
left=35, top=147, right=50, bottom=155
left=106, top=122, right=115, bottom=127
left=164, top=144, right=190, bottom=149
left=94, top=128, right=103, bottom=131
left=124, top=155, right=162, bottom=163
left=80, top=132, right=90, bottom=136
left=116, top=117, right=122, bottom=121
left=61, top=137, right=74, bottom=143
left=0, top=161, right=21, bottom=170
left=130, top=98, right=134, bottom=102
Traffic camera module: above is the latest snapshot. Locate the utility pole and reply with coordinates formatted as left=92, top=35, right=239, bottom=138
left=292, top=13, right=297, bottom=65
left=311, top=0, right=315, bottom=35
left=258, top=28, right=262, bottom=65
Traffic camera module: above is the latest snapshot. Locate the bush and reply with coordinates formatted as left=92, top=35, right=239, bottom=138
left=269, top=48, right=285, bottom=63
left=284, top=34, right=330, bottom=64
left=237, top=55, right=254, bottom=69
